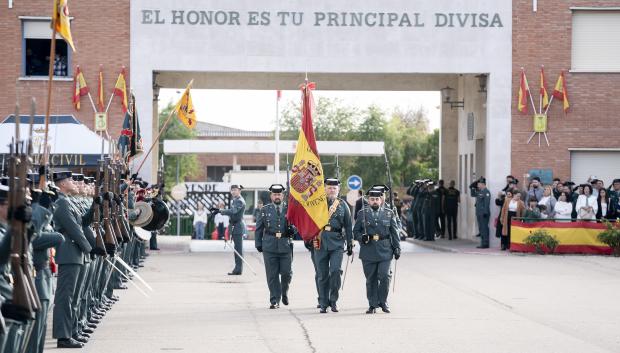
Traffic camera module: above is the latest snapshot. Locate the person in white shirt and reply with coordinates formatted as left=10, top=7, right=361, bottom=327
left=193, top=204, right=208, bottom=240
left=214, top=201, right=230, bottom=240
left=576, top=184, right=598, bottom=221
left=538, top=185, right=557, bottom=219
left=554, top=192, right=573, bottom=222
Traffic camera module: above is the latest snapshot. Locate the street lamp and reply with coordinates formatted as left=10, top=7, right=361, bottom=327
left=440, top=86, right=464, bottom=110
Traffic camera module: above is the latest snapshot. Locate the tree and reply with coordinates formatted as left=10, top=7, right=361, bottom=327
left=157, top=102, right=199, bottom=187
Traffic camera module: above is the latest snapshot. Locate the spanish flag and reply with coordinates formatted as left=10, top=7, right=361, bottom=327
left=97, top=65, right=104, bottom=112
left=286, top=81, right=329, bottom=242
left=552, top=71, right=570, bottom=113
left=517, top=68, right=530, bottom=114
left=113, top=68, right=128, bottom=113
left=53, top=0, right=75, bottom=51
left=540, top=66, right=549, bottom=110
left=173, top=80, right=197, bottom=129
left=72, top=65, right=88, bottom=111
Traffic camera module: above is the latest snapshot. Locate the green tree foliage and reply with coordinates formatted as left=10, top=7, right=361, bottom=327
left=157, top=102, right=199, bottom=187
left=280, top=98, right=439, bottom=188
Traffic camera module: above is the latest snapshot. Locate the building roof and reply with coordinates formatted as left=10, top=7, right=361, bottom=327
left=195, top=121, right=273, bottom=138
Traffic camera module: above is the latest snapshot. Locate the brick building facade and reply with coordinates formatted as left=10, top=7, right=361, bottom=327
left=511, top=0, right=620, bottom=183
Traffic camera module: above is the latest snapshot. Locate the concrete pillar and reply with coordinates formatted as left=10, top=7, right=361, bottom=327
left=440, top=96, right=459, bottom=183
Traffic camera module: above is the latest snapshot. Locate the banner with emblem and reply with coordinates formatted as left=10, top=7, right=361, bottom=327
left=286, top=81, right=329, bottom=241
left=174, top=80, right=197, bottom=129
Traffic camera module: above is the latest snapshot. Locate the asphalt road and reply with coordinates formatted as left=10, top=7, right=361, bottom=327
left=45, top=238, right=620, bottom=353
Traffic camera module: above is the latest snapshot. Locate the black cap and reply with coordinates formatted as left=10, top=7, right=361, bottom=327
left=613, top=179, right=620, bottom=184
left=72, top=173, right=84, bottom=182
left=478, top=177, right=487, bottom=184
left=230, top=184, right=243, bottom=190
left=367, top=189, right=383, bottom=197
left=370, top=184, right=389, bottom=193
left=269, top=184, right=285, bottom=193
left=53, top=171, right=72, bottom=182
left=324, top=178, right=340, bottom=186
left=531, top=176, right=540, bottom=182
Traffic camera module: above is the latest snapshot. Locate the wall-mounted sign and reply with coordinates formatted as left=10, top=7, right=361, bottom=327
left=95, top=112, right=107, bottom=132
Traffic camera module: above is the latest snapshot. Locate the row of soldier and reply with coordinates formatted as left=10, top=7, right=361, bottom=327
left=0, top=160, right=154, bottom=350
left=216, top=179, right=402, bottom=314
left=405, top=179, right=461, bottom=241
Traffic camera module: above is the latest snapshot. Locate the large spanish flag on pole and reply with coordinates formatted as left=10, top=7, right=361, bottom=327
left=286, top=81, right=329, bottom=242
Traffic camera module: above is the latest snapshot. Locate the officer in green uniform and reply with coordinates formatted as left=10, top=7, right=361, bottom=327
left=51, top=171, right=92, bottom=349
left=212, top=185, right=246, bottom=275
left=423, top=182, right=437, bottom=241
left=353, top=188, right=400, bottom=314
left=470, top=177, right=491, bottom=249
left=445, top=180, right=461, bottom=240
left=314, top=178, right=352, bottom=313
left=255, top=184, right=295, bottom=309
left=0, top=183, right=12, bottom=352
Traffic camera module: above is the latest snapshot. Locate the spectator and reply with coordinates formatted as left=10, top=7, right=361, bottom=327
left=193, top=204, right=208, bottom=240
left=502, top=175, right=515, bottom=193
left=538, top=185, right=557, bottom=218
left=523, top=175, right=544, bottom=204
left=523, top=198, right=541, bottom=223
left=554, top=192, right=573, bottom=222
left=553, top=181, right=563, bottom=200
left=500, top=190, right=525, bottom=251
left=576, top=184, right=597, bottom=221
left=214, top=201, right=230, bottom=239
left=596, top=188, right=612, bottom=220
left=494, top=190, right=506, bottom=239
left=610, top=179, right=620, bottom=218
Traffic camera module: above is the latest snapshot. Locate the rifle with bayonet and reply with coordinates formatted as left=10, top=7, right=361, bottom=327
left=102, top=158, right=118, bottom=255
left=92, top=159, right=106, bottom=256
left=7, top=103, right=40, bottom=321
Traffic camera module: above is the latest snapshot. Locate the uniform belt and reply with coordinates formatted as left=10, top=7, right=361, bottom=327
left=371, top=235, right=389, bottom=241
left=323, top=226, right=342, bottom=233
left=270, top=232, right=290, bottom=239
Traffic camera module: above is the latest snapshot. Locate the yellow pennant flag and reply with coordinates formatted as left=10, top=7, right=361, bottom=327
left=174, top=80, right=197, bottom=129
left=53, top=0, right=75, bottom=51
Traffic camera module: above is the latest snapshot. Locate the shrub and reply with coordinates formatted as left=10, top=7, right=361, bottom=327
left=524, top=229, right=559, bottom=255
left=597, top=220, right=620, bottom=257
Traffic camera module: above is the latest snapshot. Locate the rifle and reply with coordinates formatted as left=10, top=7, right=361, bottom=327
left=7, top=103, right=40, bottom=320
left=102, top=158, right=118, bottom=255
left=92, top=159, right=106, bottom=255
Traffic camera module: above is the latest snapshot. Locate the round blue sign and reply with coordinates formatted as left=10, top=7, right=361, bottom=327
left=347, top=175, right=362, bottom=191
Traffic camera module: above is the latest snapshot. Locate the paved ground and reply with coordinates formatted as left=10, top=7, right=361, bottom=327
left=45, top=237, right=620, bottom=353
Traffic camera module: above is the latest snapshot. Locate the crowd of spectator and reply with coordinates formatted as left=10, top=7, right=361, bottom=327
left=495, top=175, right=620, bottom=250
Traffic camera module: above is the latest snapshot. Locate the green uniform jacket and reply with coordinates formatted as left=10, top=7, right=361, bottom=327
left=470, top=187, right=491, bottom=216
left=255, top=203, right=291, bottom=254
left=221, top=196, right=246, bottom=236
left=53, top=193, right=92, bottom=264
left=0, top=223, right=12, bottom=301
left=320, top=198, right=353, bottom=251
left=353, top=207, right=400, bottom=262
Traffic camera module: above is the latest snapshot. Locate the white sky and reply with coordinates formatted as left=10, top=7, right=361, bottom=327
left=158, top=89, right=441, bottom=132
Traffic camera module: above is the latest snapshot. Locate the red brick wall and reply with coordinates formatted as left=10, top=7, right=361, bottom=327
left=511, top=0, right=620, bottom=182
left=0, top=1, right=129, bottom=135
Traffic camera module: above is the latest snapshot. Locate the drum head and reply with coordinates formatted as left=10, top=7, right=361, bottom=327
left=132, top=201, right=154, bottom=228
left=143, top=198, right=170, bottom=231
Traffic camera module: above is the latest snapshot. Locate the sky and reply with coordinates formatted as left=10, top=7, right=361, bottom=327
left=158, top=89, right=441, bottom=132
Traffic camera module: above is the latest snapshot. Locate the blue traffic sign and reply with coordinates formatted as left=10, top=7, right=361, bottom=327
left=347, top=175, right=362, bottom=191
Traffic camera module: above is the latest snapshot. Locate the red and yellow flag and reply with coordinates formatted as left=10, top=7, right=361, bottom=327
left=517, top=69, right=530, bottom=114
left=174, top=80, right=197, bottom=129
left=552, top=71, right=570, bottom=113
left=539, top=66, right=549, bottom=110
left=97, top=65, right=104, bottom=112
left=53, top=0, right=75, bottom=51
left=286, top=81, right=329, bottom=242
left=72, top=65, right=88, bottom=110
left=113, top=67, right=128, bottom=113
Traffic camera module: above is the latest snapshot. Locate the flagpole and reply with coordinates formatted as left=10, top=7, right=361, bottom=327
left=275, top=90, right=280, bottom=183
left=87, top=92, right=98, bottom=113
left=539, top=65, right=543, bottom=115
left=543, top=96, right=554, bottom=115
left=133, top=107, right=175, bottom=175
left=523, top=68, right=538, bottom=114
left=41, top=13, right=58, bottom=188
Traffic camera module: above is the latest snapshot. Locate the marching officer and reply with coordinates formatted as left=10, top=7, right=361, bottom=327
left=353, top=187, right=400, bottom=314
left=314, top=178, right=353, bottom=313
left=212, top=185, right=246, bottom=275
left=51, top=171, right=92, bottom=349
left=470, top=177, right=491, bottom=249
left=255, top=184, right=295, bottom=309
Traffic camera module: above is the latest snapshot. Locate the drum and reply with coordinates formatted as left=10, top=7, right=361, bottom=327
left=142, top=198, right=170, bottom=231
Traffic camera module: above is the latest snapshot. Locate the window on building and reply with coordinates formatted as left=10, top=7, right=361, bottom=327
left=22, top=20, right=71, bottom=77
left=240, top=165, right=268, bottom=171
left=571, top=10, right=620, bottom=71
left=206, top=166, right=232, bottom=182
